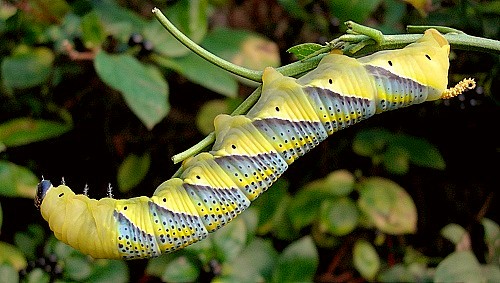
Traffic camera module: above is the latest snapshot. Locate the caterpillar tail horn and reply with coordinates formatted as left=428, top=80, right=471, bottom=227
left=441, top=78, right=476, bottom=99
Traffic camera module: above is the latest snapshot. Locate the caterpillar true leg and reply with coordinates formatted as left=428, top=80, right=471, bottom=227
left=35, top=29, right=475, bottom=260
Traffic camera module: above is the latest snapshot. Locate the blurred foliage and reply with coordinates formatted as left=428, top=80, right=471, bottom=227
left=0, top=0, right=498, bottom=282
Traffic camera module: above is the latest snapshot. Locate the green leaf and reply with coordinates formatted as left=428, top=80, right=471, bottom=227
left=377, top=262, right=433, bottom=282
left=357, top=177, right=417, bottom=235
left=482, top=218, right=500, bottom=243
left=63, top=255, right=93, bottom=281
left=353, top=239, right=381, bottom=281
left=317, top=169, right=356, bottom=197
left=0, top=202, right=2, bottom=231
left=482, top=264, right=500, bottom=283
left=0, top=118, right=72, bottom=147
left=202, top=28, right=279, bottom=68
left=481, top=218, right=500, bottom=264
left=287, top=43, right=324, bottom=60
left=377, top=263, right=414, bottom=282
left=92, top=0, right=146, bottom=39
left=238, top=207, right=259, bottom=241
left=287, top=188, right=328, bottom=230
left=352, top=128, right=393, bottom=157
left=0, top=263, right=19, bottom=283
left=211, top=215, right=247, bottom=263
left=403, top=246, right=432, bottom=265
left=147, top=253, right=199, bottom=282
left=44, top=236, right=77, bottom=260
left=253, top=180, right=297, bottom=241
left=353, top=129, right=445, bottom=170
left=81, top=11, right=106, bottom=49
left=183, top=235, right=215, bottom=266
left=434, top=251, right=484, bottom=283
left=200, top=27, right=280, bottom=86
left=169, top=27, right=280, bottom=96
left=328, top=0, right=382, bottom=26
left=269, top=194, right=299, bottom=241
left=252, top=179, right=288, bottom=234
left=277, top=0, right=311, bottom=20
left=144, top=0, right=208, bottom=57
left=160, top=255, right=199, bottom=283
left=0, top=242, right=27, bottom=271
left=172, top=53, right=238, bottom=97
left=146, top=253, right=179, bottom=279
left=25, top=268, right=50, bottom=283
left=377, top=0, right=406, bottom=33
left=271, top=236, right=319, bottom=283
left=220, top=238, right=278, bottom=282
left=475, top=1, right=500, bottom=14
left=318, top=197, right=359, bottom=236
left=0, top=161, right=38, bottom=198
left=440, top=223, right=467, bottom=245
left=1, top=46, right=54, bottom=89
left=117, top=152, right=151, bottom=192
left=310, top=220, right=341, bottom=249
left=196, top=100, right=230, bottom=135
left=94, top=51, right=169, bottom=129
left=288, top=170, right=355, bottom=230
left=14, top=224, right=45, bottom=261
left=382, top=145, right=410, bottom=175
left=144, top=20, right=191, bottom=58
left=392, top=134, right=445, bottom=170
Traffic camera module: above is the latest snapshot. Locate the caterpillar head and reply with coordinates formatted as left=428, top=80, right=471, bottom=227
left=35, top=179, right=53, bottom=210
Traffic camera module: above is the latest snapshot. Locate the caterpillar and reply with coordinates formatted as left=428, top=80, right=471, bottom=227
left=34, top=29, right=475, bottom=260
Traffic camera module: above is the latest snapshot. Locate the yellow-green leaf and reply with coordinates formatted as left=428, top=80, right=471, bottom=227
left=117, top=153, right=151, bottom=192
left=196, top=100, right=230, bottom=135
left=353, top=239, right=380, bottom=281
left=357, top=177, right=417, bottom=234
left=1, top=47, right=54, bottom=89
left=94, top=51, right=169, bottom=130
left=0, top=242, right=27, bottom=271
left=287, top=43, right=324, bottom=60
left=81, top=11, right=106, bottom=49
left=0, top=118, right=72, bottom=147
left=0, top=161, right=38, bottom=198
left=434, top=251, right=484, bottom=283
left=271, top=236, right=318, bottom=283
left=319, top=197, right=359, bottom=236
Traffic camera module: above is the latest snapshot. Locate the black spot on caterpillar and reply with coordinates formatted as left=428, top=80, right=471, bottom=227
left=34, top=29, right=475, bottom=259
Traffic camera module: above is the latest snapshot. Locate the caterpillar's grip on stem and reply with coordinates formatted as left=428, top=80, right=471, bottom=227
left=35, top=29, right=475, bottom=260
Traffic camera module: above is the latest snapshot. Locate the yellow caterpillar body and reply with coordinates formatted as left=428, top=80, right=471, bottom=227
left=36, top=29, right=466, bottom=260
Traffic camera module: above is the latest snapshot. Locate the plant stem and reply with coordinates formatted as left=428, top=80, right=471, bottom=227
left=445, top=33, right=500, bottom=54
left=172, top=132, right=215, bottom=166
left=407, top=25, right=465, bottom=34
left=342, top=33, right=500, bottom=57
left=152, top=7, right=263, bottom=82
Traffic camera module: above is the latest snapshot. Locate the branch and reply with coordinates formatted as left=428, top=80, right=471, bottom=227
left=339, top=21, right=500, bottom=56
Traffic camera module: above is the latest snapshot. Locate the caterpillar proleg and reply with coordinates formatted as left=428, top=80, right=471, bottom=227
left=35, top=29, right=475, bottom=260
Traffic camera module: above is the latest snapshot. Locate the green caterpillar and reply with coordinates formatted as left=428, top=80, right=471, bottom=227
left=34, top=29, right=474, bottom=260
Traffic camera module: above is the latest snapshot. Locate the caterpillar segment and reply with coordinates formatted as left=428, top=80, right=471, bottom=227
left=35, top=29, right=472, bottom=260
